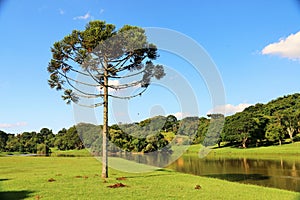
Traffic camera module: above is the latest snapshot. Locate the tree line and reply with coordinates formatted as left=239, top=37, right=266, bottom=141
left=196, top=93, right=300, bottom=147
left=0, top=126, right=84, bottom=155
left=1, top=93, right=300, bottom=154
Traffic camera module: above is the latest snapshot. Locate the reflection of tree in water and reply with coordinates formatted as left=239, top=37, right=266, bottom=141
left=114, top=151, right=172, bottom=168
left=167, top=156, right=300, bottom=192
left=242, top=157, right=249, bottom=174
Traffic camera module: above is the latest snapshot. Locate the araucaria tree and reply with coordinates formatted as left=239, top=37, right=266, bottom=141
left=47, top=20, right=165, bottom=178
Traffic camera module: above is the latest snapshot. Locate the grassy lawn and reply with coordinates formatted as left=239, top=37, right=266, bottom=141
left=0, top=156, right=299, bottom=200
left=186, top=142, right=300, bottom=159
left=50, top=148, right=91, bottom=157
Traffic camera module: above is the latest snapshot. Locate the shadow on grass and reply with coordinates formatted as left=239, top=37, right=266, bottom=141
left=0, top=179, right=10, bottom=182
left=124, top=168, right=175, bottom=179
left=0, top=190, right=34, bottom=200
left=154, top=168, right=173, bottom=172
left=203, top=173, right=270, bottom=182
left=212, top=140, right=296, bottom=150
left=211, top=143, right=234, bottom=149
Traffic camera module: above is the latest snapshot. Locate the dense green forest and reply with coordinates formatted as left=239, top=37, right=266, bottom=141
left=1, top=93, right=300, bottom=154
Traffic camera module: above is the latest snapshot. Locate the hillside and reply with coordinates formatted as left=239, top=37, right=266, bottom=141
left=219, top=93, right=300, bottom=147
left=1, top=93, right=300, bottom=154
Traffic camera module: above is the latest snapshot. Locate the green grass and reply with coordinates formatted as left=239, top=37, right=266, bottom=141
left=50, top=148, right=91, bottom=157
left=0, top=156, right=299, bottom=200
left=186, top=142, right=300, bottom=159
left=0, top=152, right=22, bottom=157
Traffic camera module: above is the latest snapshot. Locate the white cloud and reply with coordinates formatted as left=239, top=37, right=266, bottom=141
left=108, top=80, right=120, bottom=92
left=0, top=122, right=28, bottom=129
left=73, top=12, right=91, bottom=20
left=208, top=103, right=252, bottom=116
left=172, top=112, right=190, bottom=120
left=262, top=31, right=300, bottom=61
left=97, top=80, right=120, bottom=92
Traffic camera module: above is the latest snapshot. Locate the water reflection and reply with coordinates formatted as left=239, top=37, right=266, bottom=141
left=109, top=151, right=174, bottom=168
left=109, top=152, right=300, bottom=192
left=167, top=156, right=300, bottom=192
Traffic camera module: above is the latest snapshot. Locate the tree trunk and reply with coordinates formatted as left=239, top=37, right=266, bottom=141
left=102, top=65, right=109, bottom=178
left=242, top=137, right=247, bottom=148
left=279, top=139, right=282, bottom=146
left=287, top=127, right=294, bottom=143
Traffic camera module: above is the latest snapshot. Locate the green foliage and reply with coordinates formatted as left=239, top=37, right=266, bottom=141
left=191, top=93, right=300, bottom=148
left=0, top=130, right=8, bottom=152
left=54, top=126, right=84, bottom=150
left=162, top=115, right=178, bottom=132
left=47, top=20, right=165, bottom=104
left=2, top=93, right=300, bottom=153
left=203, top=114, right=224, bottom=147
left=5, top=135, right=21, bottom=152
left=38, top=128, right=55, bottom=147
left=265, top=123, right=285, bottom=145
left=37, top=143, right=51, bottom=156
left=192, top=117, right=209, bottom=144
left=177, top=117, right=200, bottom=136
left=108, top=127, right=169, bottom=153
left=223, top=112, right=267, bottom=148
left=47, top=21, right=166, bottom=178
left=19, top=132, right=38, bottom=153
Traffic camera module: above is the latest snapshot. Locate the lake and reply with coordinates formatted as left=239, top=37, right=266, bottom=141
left=166, top=155, right=300, bottom=192
left=111, top=151, right=300, bottom=192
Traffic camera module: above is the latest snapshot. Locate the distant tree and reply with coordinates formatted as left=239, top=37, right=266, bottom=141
left=177, top=117, right=200, bottom=137
left=223, top=113, right=263, bottom=148
left=192, top=117, right=209, bottom=144
left=254, top=118, right=267, bottom=146
left=265, top=121, right=285, bottom=145
left=280, top=110, right=300, bottom=143
left=54, top=126, right=84, bottom=150
left=38, top=128, right=55, bottom=147
left=47, top=20, right=165, bottom=178
left=262, top=94, right=300, bottom=143
left=0, top=130, right=8, bottom=152
left=54, top=128, right=67, bottom=150
left=139, top=118, right=152, bottom=128
left=110, top=124, right=121, bottom=130
left=146, top=116, right=167, bottom=131
left=19, top=132, right=38, bottom=153
left=76, top=123, right=102, bottom=148
left=37, top=143, right=51, bottom=156
left=263, top=93, right=300, bottom=116
left=162, top=115, right=178, bottom=132
left=203, top=114, right=224, bottom=147
left=5, top=135, right=21, bottom=152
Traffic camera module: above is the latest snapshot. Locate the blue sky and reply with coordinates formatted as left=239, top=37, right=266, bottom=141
left=1, top=0, right=300, bottom=134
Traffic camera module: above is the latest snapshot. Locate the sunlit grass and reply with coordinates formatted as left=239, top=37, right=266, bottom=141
left=50, top=148, right=91, bottom=157
left=186, top=142, right=300, bottom=161
left=0, top=156, right=299, bottom=199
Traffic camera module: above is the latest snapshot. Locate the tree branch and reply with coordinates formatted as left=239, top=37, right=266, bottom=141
left=108, top=87, right=148, bottom=99
left=70, top=68, right=91, bottom=77
left=64, top=74, right=102, bottom=97
left=109, top=69, right=145, bottom=79
left=57, top=71, right=100, bottom=87
left=86, top=68, right=103, bottom=85
left=109, top=80, right=142, bottom=90
left=74, top=102, right=104, bottom=108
